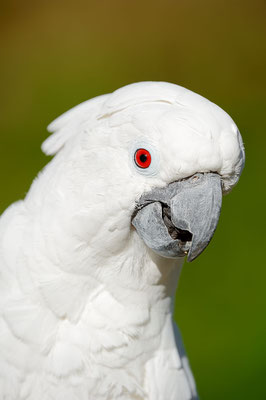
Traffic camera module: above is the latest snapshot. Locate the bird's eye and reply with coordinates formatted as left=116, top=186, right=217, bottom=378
left=134, top=148, right=152, bottom=169
left=130, top=140, right=159, bottom=176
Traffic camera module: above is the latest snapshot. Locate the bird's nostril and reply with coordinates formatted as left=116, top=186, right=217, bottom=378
left=161, top=203, right=192, bottom=242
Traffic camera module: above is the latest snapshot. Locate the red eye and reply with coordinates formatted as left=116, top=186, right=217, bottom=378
left=134, top=148, right=152, bottom=169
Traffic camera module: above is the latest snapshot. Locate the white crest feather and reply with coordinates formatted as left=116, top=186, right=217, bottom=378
left=41, top=94, right=109, bottom=156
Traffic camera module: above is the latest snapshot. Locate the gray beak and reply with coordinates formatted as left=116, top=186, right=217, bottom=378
left=132, top=172, right=222, bottom=262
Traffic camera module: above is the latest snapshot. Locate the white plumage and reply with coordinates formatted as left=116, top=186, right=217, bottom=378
left=0, top=82, right=244, bottom=399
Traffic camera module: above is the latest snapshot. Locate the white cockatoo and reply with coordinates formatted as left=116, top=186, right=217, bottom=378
left=0, top=82, right=245, bottom=400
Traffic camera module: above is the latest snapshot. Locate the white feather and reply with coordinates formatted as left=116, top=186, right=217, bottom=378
left=0, top=82, right=244, bottom=399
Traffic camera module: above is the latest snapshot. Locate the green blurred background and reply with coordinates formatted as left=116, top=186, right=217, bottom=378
left=0, top=0, right=265, bottom=398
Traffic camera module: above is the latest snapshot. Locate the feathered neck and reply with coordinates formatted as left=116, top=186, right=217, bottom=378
left=18, top=203, right=184, bottom=322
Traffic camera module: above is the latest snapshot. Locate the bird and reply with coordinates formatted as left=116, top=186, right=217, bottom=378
left=0, top=82, right=245, bottom=400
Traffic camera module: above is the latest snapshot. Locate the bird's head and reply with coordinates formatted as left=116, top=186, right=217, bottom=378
left=41, top=82, right=244, bottom=268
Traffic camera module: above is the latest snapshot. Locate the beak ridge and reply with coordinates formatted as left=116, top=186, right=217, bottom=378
left=170, top=173, right=222, bottom=261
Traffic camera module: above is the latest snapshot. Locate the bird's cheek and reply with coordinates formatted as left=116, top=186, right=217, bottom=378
left=105, top=229, right=131, bottom=254
left=89, top=210, right=132, bottom=256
